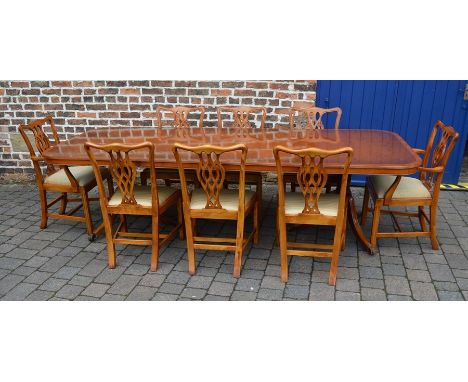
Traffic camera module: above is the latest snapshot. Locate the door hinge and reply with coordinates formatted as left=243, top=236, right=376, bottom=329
left=464, top=84, right=468, bottom=101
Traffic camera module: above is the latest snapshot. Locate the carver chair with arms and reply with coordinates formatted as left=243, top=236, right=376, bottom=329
left=361, top=120, right=459, bottom=250
left=19, top=116, right=111, bottom=239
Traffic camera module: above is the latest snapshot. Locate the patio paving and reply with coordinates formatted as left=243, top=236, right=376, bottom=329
left=0, top=183, right=467, bottom=301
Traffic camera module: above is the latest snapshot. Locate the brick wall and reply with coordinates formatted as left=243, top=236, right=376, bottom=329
left=0, top=80, right=316, bottom=175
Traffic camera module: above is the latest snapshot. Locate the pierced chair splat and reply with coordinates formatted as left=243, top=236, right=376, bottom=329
left=173, top=143, right=260, bottom=278
left=85, top=142, right=184, bottom=272
left=19, top=116, right=111, bottom=239
left=285, top=106, right=343, bottom=193
left=361, top=120, right=459, bottom=250
left=274, top=145, right=353, bottom=285
left=140, top=105, right=205, bottom=186
left=217, top=106, right=267, bottom=222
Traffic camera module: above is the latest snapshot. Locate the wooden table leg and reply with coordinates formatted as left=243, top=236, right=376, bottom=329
left=347, top=187, right=375, bottom=255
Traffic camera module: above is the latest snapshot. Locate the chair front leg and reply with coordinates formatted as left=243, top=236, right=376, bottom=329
left=278, top=212, right=289, bottom=283
left=361, top=184, right=370, bottom=226
left=370, top=199, right=383, bottom=249
left=429, top=204, right=439, bottom=250
left=177, top=196, right=185, bottom=240
left=233, top=215, right=246, bottom=278
left=80, top=188, right=94, bottom=237
left=256, top=176, right=263, bottom=224
left=39, top=188, right=48, bottom=229
left=150, top=215, right=160, bottom=272
left=59, top=192, right=68, bottom=215
left=103, top=212, right=116, bottom=269
left=418, top=206, right=427, bottom=232
left=140, top=170, right=149, bottom=186
left=184, top=215, right=196, bottom=275
left=253, top=199, right=259, bottom=245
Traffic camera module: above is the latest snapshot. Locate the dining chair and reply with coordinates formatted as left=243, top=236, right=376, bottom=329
left=285, top=106, right=343, bottom=193
left=19, top=116, right=111, bottom=239
left=361, top=120, right=459, bottom=250
left=85, top=142, right=184, bottom=272
left=140, top=106, right=205, bottom=186
left=217, top=106, right=266, bottom=222
left=274, top=145, right=353, bottom=285
left=173, top=143, right=260, bottom=278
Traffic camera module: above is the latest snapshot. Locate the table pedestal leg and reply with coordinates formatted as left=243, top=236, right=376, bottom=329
left=347, top=188, right=375, bottom=255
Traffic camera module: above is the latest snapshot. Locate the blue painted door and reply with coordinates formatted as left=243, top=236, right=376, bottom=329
left=316, top=80, right=468, bottom=184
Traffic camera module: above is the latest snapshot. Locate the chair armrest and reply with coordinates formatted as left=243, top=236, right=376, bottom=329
left=412, top=148, right=425, bottom=156
left=31, top=155, right=44, bottom=162
left=62, top=166, right=79, bottom=189
left=383, top=176, right=402, bottom=204
left=419, top=166, right=444, bottom=173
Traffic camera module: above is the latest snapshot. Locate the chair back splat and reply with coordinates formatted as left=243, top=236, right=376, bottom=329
left=217, top=106, right=267, bottom=131
left=19, top=116, right=60, bottom=178
left=421, top=121, right=459, bottom=193
left=288, top=106, right=342, bottom=130
left=156, top=106, right=205, bottom=132
left=85, top=141, right=182, bottom=272
left=85, top=142, right=158, bottom=211
left=274, top=145, right=353, bottom=285
left=173, top=143, right=258, bottom=278
left=360, top=120, right=459, bottom=251
left=173, top=143, right=248, bottom=212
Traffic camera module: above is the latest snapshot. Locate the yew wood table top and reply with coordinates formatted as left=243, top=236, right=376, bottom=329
left=43, top=127, right=421, bottom=175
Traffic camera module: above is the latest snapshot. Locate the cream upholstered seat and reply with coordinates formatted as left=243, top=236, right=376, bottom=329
left=44, top=166, right=105, bottom=187
left=108, top=185, right=178, bottom=207
left=284, top=192, right=339, bottom=216
left=369, top=175, right=431, bottom=199
left=190, top=188, right=256, bottom=211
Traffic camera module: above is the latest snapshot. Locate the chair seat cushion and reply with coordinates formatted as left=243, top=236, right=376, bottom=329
left=44, top=166, right=104, bottom=188
left=370, top=175, right=431, bottom=199
left=284, top=192, right=339, bottom=216
left=190, top=188, right=256, bottom=211
left=108, top=186, right=177, bottom=207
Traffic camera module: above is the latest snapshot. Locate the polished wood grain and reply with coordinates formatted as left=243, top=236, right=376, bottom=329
left=19, top=116, right=111, bottom=238
left=84, top=142, right=183, bottom=271
left=44, top=126, right=422, bottom=255
left=275, top=146, right=352, bottom=285
left=173, top=143, right=259, bottom=278
left=43, top=127, right=421, bottom=175
left=361, top=121, right=459, bottom=250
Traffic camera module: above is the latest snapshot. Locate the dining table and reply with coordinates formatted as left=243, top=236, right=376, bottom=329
left=43, top=126, right=422, bottom=254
